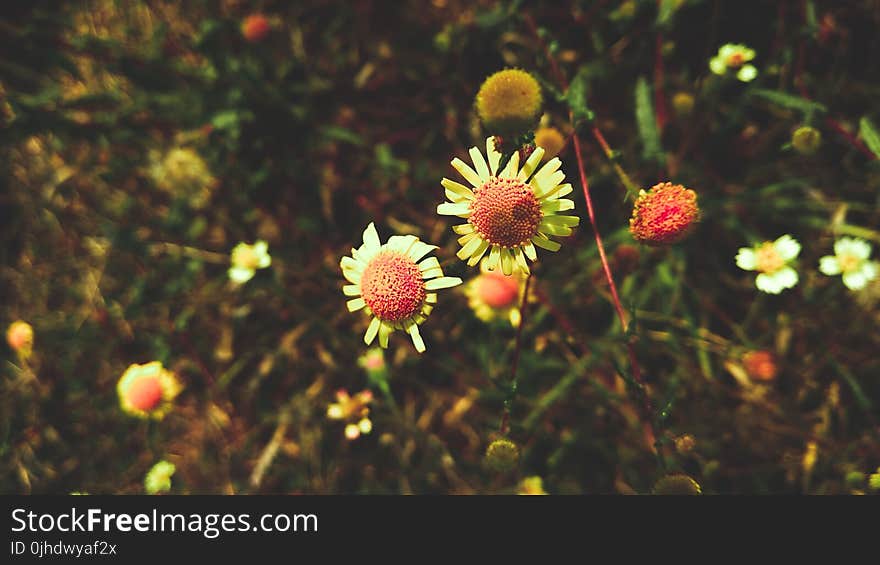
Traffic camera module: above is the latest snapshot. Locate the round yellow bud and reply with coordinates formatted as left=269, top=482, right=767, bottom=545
left=652, top=474, right=702, bottom=495
left=475, top=69, right=543, bottom=136
left=792, top=125, right=821, bottom=155
left=534, top=126, right=566, bottom=160
left=484, top=438, right=520, bottom=473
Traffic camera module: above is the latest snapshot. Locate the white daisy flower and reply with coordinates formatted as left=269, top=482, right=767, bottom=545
left=341, top=223, right=461, bottom=353
left=437, top=137, right=580, bottom=275
left=736, top=234, right=801, bottom=294
left=228, top=240, right=272, bottom=284
left=819, top=237, right=879, bottom=290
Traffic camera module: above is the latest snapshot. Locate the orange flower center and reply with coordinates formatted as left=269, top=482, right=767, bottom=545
left=127, top=376, right=163, bottom=411
left=755, top=242, right=784, bottom=274
left=469, top=176, right=542, bottom=248
left=838, top=253, right=860, bottom=273
left=360, top=251, right=426, bottom=322
left=476, top=271, right=519, bottom=309
left=233, top=247, right=261, bottom=270
left=726, top=52, right=745, bottom=68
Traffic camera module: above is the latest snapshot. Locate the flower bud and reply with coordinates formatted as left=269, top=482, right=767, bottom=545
left=484, top=438, right=520, bottom=473
left=475, top=69, right=543, bottom=137
left=792, top=125, right=821, bottom=155
left=242, top=14, right=271, bottom=42
left=629, top=182, right=700, bottom=246
left=652, top=474, right=702, bottom=495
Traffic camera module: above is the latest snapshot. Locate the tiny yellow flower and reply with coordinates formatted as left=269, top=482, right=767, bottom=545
left=148, top=147, right=217, bottom=208
left=229, top=241, right=271, bottom=284
left=145, top=460, right=176, bottom=495
left=710, top=43, right=758, bottom=82
left=117, top=361, right=182, bottom=420
left=736, top=235, right=800, bottom=294
left=819, top=237, right=879, bottom=290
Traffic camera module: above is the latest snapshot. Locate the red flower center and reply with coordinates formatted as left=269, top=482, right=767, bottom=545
left=360, top=251, right=426, bottom=322
left=476, top=271, right=519, bottom=309
left=127, top=376, right=163, bottom=411
left=630, top=182, right=699, bottom=245
left=469, top=177, right=542, bottom=248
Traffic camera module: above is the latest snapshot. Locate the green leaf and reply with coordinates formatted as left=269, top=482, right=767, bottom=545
left=635, top=76, right=663, bottom=162
left=858, top=117, right=880, bottom=159
left=319, top=125, right=365, bottom=146
left=566, top=66, right=594, bottom=123
left=656, top=0, right=679, bottom=26
left=750, top=89, right=827, bottom=115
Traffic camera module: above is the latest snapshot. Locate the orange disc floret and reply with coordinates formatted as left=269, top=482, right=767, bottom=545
left=469, top=177, right=543, bottom=248
left=117, top=361, right=182, bottom=420
left=360, top=251, right=427, bottom=322
left=629, top=182, right=699, bottom=246
left=475, top=270, right=520, bottom=309
left=241, top=14, right=271, bottom=42
left=475, top=69, right=543, bottom=136
left=742, top=350, right=777, bottom=382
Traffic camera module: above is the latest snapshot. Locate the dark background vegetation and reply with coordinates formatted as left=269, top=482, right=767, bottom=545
left=2, top=0, right=879, bottom=494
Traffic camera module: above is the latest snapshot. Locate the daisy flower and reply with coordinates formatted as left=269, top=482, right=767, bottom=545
left=228, top=240, right=271, bottom=284
left=709, top=43, right=758, bottom=82
left=465, top=258, right=527, bottom=327
left=117, top=361, right=182, bottom=420
left=819, top=237, right=879, bottom=290
left=437, top=137, right=580, bottom=275
left=341, top=223, right=461, bottom=353
left=735, top=235, right=801, bottom=294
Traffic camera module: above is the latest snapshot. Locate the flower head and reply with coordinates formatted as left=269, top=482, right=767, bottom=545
left=358, top=347, right=386, bottom=374
left=736, top=235, right=801, bottom=294
left=341, top=223, right=461, bottom=353
left=117, top=361, right=182, bottom=420
left=652, top=474, right=702, bottom=495
left=6, top=320, right=34, bottom=357
left=534, top=126, right=566, bottom=161
left=438, top=138, right=579, bottom=275
left=518, top=476, right=547, bottom=495
left=710, top=44, right=758, bottom=82
left=465, top=258, right=526, bottom=327
left=819, top=237, right=879, bottom=290
left=629, top=182, right=699, bottom=245
left=145, top=460, right=176, bottom=495
left=475, top=69, right=543, bottom=136
left=148, top=147, right=217, bottom=209
left=742, top=350, right=777, bottom=382
left=327, top=389, right=373, bottom=440
left=241, top=13, right=271, bottom=42
left=229, top=241, right=271, bottom=284
left=484, top=438, right=520, bottom=473
left=792, top=125, right=822, bottom=155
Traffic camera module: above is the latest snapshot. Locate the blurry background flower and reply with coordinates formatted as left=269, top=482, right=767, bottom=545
left=709, top=43, right=757, bottom=82
left=465, top=258, right=526, bottom=327
left=736, top=235, right=801, bottom=294
left=518, top=476, right=547, bottom=495
left=742, top=350, right=778, bottom=382
left=228, top=241, right=272, bottom=284
left=148, top=146, right=217, bottom=209
left=327, top=389, right=373, bottom=440
left=144, top=460, right=176, bottom=494
left=819, top=237, right=878, bottom=290
left=6, top=320, right=34, bottom=358
left=533, top=126, right=566, bottom=161
left=117, top=362, right=182, bottom=420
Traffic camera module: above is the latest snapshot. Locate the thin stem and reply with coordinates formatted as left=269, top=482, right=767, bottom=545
left=571, top=121, right=657, bottom=449
left=500, top=273, right=532, bottom=436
